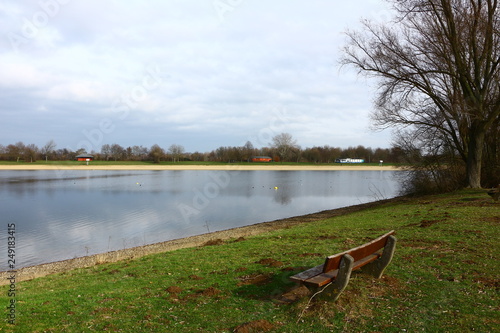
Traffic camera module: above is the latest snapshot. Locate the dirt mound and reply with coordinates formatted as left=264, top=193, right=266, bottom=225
left=277, top=285, right=311, bottom=304
left=256, top=258, right=283, bottom=267
left=233, top=319, right=275, bottom=333
left=203, top=239, right=225, bottom=246
left=197, top=286, right=221, bottom=297
left=237, top=273, right=273, bottom=286
left=166, top=286, right=182, bottom=294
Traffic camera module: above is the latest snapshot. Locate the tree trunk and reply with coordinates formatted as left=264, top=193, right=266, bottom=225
left=465, top=125, right=486, bottom=188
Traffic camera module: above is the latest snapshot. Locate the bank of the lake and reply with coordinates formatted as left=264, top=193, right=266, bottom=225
left=0, top=162, right=400, bottom=171
left=0, top=189, right=497, bottom=332
left=0, top=197, right=402, bottom=285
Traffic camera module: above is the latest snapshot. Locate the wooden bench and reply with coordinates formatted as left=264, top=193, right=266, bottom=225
left=290, top=230, right=397, bottom=301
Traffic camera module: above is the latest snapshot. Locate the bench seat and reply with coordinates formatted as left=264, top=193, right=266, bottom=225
left=289, top=231, right=396, bottom=300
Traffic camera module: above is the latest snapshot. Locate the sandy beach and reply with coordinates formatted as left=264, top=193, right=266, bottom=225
left=0, top=164, right=400, bottom=171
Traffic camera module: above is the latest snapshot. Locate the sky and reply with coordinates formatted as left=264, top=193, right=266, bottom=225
left=0, top=0, right=394, bottom=153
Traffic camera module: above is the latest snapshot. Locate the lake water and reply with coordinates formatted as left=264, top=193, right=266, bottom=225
left=0, top=169, right=403, bottom=269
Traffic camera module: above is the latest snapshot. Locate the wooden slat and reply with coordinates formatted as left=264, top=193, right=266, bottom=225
left=289, top=264, right=324, bottom=283
left=351, top=253, right=380, bottom=270
left=303, top=269, right=339, bottom=287
left=302, top=254, right=381, bottom=287
left=322, top=231, right=394, bottom=273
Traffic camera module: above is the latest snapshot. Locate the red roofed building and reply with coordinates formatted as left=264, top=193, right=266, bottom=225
left=75, top=154, right=94, bottom=161
left=250, top=156, right=272, bottom=162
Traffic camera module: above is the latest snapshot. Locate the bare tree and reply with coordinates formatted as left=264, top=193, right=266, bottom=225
left=168, top=144, right=185, bottom=162
left=342, top=0, right=500, bottom=188
left=271, top=133, right=299, bottom=162
left=242, top=141, right=255, bottom=162
left=483, top=116, right=500, bottom=185
left=6, top=142, right=26, bottom=162
left=131, top=145, right=149, bottom=161
left=149, top=144, right=165, bottom=163
left=110, top=143, right=125, bottom=161
left=24, top=144, right=39, bottom=163
left=0, top=144, right=5, bottom=160
left=101, top=144, right=112, bottom=161
left=41, top=140, right=56, bottom=161
left=54, top=148, right=72, bottom=160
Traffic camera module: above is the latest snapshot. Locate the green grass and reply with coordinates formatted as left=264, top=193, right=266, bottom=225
left=1, top=190, right=498, bottom=332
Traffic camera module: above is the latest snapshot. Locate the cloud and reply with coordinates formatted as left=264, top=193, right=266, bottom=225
left=0, top=0, right=393, bottom=152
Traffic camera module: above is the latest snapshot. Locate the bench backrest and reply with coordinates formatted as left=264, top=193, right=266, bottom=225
left=322, top=230, right=395, bottom=273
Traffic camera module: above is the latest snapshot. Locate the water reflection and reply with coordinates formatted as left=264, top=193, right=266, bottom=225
left=0, top=170, right=402, bottom=269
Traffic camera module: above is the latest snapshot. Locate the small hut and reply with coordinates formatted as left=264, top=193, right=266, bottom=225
left=250, top=156, right=272, bottom=162
left=75, top=154, right=94, bottom=162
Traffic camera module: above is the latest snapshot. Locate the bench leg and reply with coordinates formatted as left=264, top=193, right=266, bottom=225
left=363, top=235, right=397, bottom=278
left=317, top=254, right=354, bottom=301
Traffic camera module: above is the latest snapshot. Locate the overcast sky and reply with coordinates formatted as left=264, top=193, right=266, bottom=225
left=1, top=0, right=393, bottom=153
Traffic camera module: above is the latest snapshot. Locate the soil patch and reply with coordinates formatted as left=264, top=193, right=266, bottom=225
left=451, top=197, right=496, bottom=207
left=277, top=285, right=312, bottom=304
left=419, top=219, right=445, bottom=227
left=197, top=286, right=221, bottom=297
left=237, top=273, right=274, bottom=286
left=233, top=319, right=275, bottom=333
left=166, top=286, right=183, bottom=294
left=203, top=239, right=225, bottom=246
left=484, top=216, right=500, bottom=224
left=256, top=258, right=283, bottom=267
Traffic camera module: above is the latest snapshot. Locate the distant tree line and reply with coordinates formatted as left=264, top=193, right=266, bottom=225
left=0, top=134, right=404, bottom=164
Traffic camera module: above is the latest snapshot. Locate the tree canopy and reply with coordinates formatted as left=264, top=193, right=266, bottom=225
left=342, top=0, right=500, bottom=188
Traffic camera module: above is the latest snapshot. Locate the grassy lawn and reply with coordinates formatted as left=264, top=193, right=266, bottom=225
left=1, top=190, right=498, bottom=332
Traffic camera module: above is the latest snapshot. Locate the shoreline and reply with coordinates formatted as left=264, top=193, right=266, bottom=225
left=0, top=196, right=404, bottom=285
left=0, top=164, right=400, bottom=171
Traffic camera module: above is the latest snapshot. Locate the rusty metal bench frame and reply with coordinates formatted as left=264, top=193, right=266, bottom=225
left=290, top=230, right=397, bottom=301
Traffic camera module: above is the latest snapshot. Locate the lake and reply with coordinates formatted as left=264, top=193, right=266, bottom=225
left=0, top=169, right=403, bottom=269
